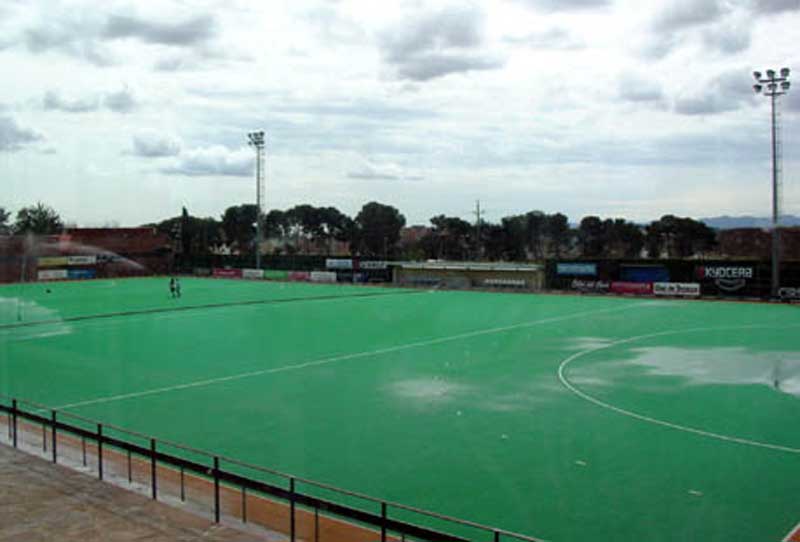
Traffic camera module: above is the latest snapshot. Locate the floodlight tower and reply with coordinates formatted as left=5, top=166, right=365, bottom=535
left=753, top=68, right=791, bottom=298
left=247, top=131, right=266, bottom=269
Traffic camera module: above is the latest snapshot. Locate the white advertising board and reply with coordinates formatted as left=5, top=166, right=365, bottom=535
left=653, top=282, right=700, bottom=297
left=310, top=271, right=337, bottom=283
left=242, top=269, right=264, bottom=279
left=38, top=269, right=68, bottom=280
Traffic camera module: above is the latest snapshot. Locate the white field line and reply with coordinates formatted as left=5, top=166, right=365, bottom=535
left=782, top=521, right=800, bottom=542
left=55, top=302, right=644, bottom=411
left=557, top=323, right=800, bottom=454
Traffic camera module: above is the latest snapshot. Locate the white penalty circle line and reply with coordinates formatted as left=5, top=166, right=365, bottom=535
left=54, top=301, right=645, bottom=411
left=557, top=323, right=800, bottom=455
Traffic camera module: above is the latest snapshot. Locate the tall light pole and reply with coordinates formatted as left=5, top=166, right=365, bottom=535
left=247, top=131, right=265, bottom=269
left=753, top=67, right=791, bottom=298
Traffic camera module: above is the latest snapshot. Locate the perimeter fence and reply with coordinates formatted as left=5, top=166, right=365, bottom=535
left=0, top=395, right=544, bottom=542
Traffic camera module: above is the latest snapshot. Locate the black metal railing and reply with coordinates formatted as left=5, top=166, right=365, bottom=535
left=0, top=395, right=545, bottom=542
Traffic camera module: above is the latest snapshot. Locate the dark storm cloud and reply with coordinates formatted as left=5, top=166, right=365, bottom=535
left=617, top=76, right=666, bottom=105
left=379, top=5, right=503, bottom=81
left=347, top=171, right=399, bottom=180
left=752, top=0, right=800, bottom=14
left=673, top=68, right=756, bottom=115
left=17, top=10, right=218, bottom=67
left=131, top=134, right=181, bottom=157
left=43, top=91, right=100, bottom=113
left=23, top=20, right=114, bottom=66
left=104, top=88, right=138, bottom=113
left=786, top=89, right=800, bottom=112
left=394, top=53, right=502, bottom=81
left=515, top=0, right=611, bottom=11
left=0, top=116, right=42, bottom=152
left=503, top=27, right=584, bottom=50
left=161, top=146, right=252, bottom=177
left=651, top=0, right=726, bottom=33
left=103, top=14, right=217, bottom=47
left=702, top=22, right=751, bottom=55
left=644, top=1, right=748, bottom=59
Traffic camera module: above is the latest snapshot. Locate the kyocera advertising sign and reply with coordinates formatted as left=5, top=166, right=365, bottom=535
left=695, top=265, right=754, bottom=294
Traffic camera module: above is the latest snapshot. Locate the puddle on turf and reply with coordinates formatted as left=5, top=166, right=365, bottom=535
left=625, top=346, right=800, bottom=397
left=0, top=297, right=71, bottom=341
left=388, top=378, right=470, bottom=403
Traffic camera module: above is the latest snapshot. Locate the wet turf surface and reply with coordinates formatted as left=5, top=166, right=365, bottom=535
left=2, top=278, right=799, bottom=541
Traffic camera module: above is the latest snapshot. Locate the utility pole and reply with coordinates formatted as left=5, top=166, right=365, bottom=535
left=753, top=68, right=791, bottom=298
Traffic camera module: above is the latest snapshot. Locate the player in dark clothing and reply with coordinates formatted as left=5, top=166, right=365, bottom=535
left=169, top=277, right=176, bottom=298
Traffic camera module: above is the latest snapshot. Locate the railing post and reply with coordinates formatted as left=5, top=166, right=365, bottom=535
left=494, top=530, right=500, bottom=542
left=51, top=411, right=57, bottom=464
left=81, top=438, right=87, bottom=466
left=213, top=456, right=220, bottom=523
left=381, top=502, right=387, bottom=542
left=290, top=477, right=296, bottom=542
left=180, top=466, right=185, bottom=502
left=42, top=423, right=46, bottom=453
left=241, top=487, right=247, bottom=523
left=97, top=424, right=103, bottom=480
left=11, top=399, right=17, bottom=448
left=150, top=438, right=157, bottom=500
left=127, top=450, right=132, bottom=483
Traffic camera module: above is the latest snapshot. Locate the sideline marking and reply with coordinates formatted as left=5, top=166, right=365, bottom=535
left=783, top=521, right=800, bottom=542
left=0, top=289, right=425, bottom=331
left=55, top=302, right=643, bottom=411
left=557, top=324, right=800, bottom=455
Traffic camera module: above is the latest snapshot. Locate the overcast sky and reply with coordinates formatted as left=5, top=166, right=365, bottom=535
left=2, top=0, right=799, bottom=227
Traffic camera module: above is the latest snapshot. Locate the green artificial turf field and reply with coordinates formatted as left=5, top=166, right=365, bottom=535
left=1, top=277, right=799, bottom=541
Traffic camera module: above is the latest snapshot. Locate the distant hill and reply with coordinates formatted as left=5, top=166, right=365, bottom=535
left=701, top=215, right=800, bottom=229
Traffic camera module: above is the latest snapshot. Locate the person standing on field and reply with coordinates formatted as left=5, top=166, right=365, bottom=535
left=169, top=277, right=176, bottom=298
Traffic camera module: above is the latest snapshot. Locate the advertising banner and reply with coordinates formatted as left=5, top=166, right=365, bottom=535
left=326, top=259, right=353, bottom=270
left=242, top=269, right=264, bottom=280
left=359, top=260, right=388, bottom=270
left=310, top=271, right=337, bottom=283
left=483, top=278, right=526, bottom=288
left=653, top=282, right=700, bottom=297
left=556, top=263, right=597, bottom=276
left=264, top=270, right=289, bottom=280
left=779, top=287, right=800, bottom=300
left=213, top=268, right=243, bottom=279
left=570, top=279, right=611, bottom=293
left=620, top=265, right=669, bottom=283
left=193, top=267, right=212, bottom=276
left=67, top=269, right=96, bottom=279
left=67, top=255, right=97, bottom=265
left=695, top=265, right=758, bottom=296
left=288, top=271, right=310, bottom=282
left=38, top=256, right=69, bottom=267
left=97, top=253, right=123, bottom=263
left=610, top=281, right=653, bottom=295
left=38, top=269, right=68, bottom=280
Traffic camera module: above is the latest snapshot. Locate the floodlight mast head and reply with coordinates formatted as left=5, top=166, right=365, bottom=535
left=754, top=83, right=763, bottom=93
left=754, top=71, right=762, bottom=80
left=767, top=69, right=776, bottom=78
left=781, top=67, right=790, bottom=78
left=247, top=131, right=265, bottom=148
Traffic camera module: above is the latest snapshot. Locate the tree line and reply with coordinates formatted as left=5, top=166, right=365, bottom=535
left=0, top=201, right=717, bottom=260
